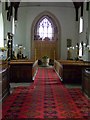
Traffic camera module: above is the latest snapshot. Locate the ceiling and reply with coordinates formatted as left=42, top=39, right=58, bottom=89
left=19, top=2, right=74, bottom=8
left=6, top=1, right=85, bottom=21
left=19, top=2, right=84, bottom=21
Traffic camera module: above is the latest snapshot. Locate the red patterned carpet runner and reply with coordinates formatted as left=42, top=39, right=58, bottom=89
left=2, top=67, right=89, bottom=120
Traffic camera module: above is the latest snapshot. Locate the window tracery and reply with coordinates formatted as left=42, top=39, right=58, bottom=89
left=34, top=16, right=57, bottom=41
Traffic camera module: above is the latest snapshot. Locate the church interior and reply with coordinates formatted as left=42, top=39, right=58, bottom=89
left=0, top=1, right=90, bottom=119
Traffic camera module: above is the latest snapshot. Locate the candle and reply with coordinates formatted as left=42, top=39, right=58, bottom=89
left=54, top=50, right=55, bottom=59
left=35, top=48, right=36, bottom=60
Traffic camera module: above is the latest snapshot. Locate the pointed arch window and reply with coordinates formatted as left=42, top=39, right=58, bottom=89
left=34, top=16, right=57, bottom=41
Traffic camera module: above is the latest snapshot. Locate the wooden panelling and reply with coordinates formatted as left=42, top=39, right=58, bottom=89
left=62, top=65, right=82, bottom=84
left=32, top=40, right=58, bottom=60
left=10, top=65, right=33, bottom=83
left=9, top=60, right=37, bottom=83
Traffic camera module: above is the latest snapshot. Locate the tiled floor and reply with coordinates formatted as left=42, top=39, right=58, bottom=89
left=10, top=82, right=81, bottom=94
left=10, top=83, right=32, bottom=87
left=65, top=84, right=81, bottom=88
left=10, top=83, right=33, bottom=93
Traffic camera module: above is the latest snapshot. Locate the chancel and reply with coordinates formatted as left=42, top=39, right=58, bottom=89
left=0, top=1, right=90, bottom=119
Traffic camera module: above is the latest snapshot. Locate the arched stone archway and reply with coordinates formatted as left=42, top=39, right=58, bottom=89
left=31, top=11, right=61, bottom=60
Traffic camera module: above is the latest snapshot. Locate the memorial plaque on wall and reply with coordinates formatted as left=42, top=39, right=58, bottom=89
left=67, top=39, right=72, bottom=47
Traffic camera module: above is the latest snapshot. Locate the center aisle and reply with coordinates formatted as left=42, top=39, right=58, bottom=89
left=29, top=67, right=83, bottom=119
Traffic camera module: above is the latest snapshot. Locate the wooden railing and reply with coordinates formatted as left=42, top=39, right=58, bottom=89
left=54, top=60, right=63, bottom=81
left=32, top=60, right=38, bottom=80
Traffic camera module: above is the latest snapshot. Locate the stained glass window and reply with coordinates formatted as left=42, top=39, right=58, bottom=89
left=34, top=16, right=57, bottom=41
left=38, top=18, right=53, bottom=40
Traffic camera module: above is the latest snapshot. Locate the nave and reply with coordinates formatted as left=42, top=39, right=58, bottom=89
left=2, top=67, right=89, bottom=120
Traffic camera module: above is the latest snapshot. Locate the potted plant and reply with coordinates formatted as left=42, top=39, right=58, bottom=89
left=42, top=56, right=49, bottom=66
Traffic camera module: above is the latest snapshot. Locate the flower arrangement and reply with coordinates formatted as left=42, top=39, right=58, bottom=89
left=42, top=56, right=49, bottom=66
left=42, top=56, right=49, bottom=59
left=0, top=47, right=7, bottom=60
left=0, top=47, right=7, bottom=52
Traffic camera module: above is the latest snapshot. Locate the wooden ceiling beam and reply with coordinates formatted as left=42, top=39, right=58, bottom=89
left=73, top=1, right=84, bottom=21
left=5, top=2, right=20, bottom=21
